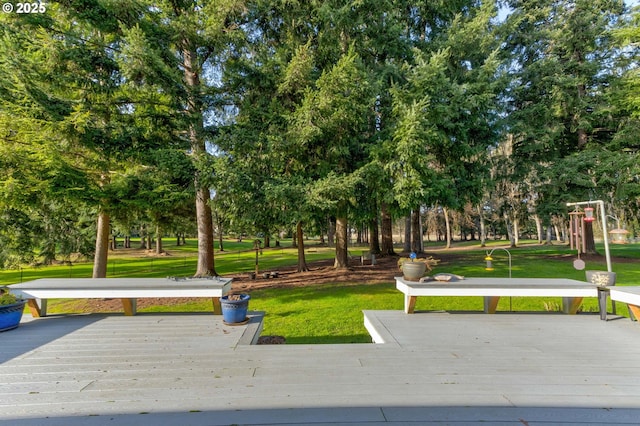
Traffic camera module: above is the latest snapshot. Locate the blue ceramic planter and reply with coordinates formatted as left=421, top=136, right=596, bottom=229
left=221, top=294, right=250, bottom=324
left=0, top=300, right=26, bottom=332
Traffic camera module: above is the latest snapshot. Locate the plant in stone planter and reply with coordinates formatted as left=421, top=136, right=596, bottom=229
left=397, top=252, right=440, bottom=281
left=0, top=287, right=26, bottom=332
left=586, top=270, right=616, bottom=287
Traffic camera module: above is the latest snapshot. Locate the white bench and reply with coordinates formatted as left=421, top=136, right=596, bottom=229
left=8, top=277, right=232, bottom=317
left=609, top=287, right=640, bottom=322
left=396, top=276, right=600, bottom=315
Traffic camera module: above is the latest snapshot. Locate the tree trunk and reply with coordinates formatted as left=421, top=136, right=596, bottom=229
left=217, top=219, right=225, bottom=251
left=155, top=225, right=163, bottom=255
left=513, top=217, right=520, bottom=247
left=584, top=221, right=598, bottom=255
left=443, top=207, right=452, bottom=249
left=327, top=217, right=335, bottom=246
left=504, top=212, right=514, bottom=247
left=477, top=205, right=486, bottom=247
left=183, top=44, right=216, bottom=277
left=369, top=215, right=381, bottom=255
left=534, top=214, right=543, bottom=244
left=334, top=203, right=349, bottom=269
left=411, top=209, right=421, bottom=253
left=380, top=202, right=395, bottom=255
left=195, top=187, right=216, bottom=276
left=92, top=210, right=110, bottom=278
left=419, top=212, right=424, bottom=252
left=139, top=226, right=147, bottom=249
left=296, top=221, right=309, bottom=272
left=403, top=216, right=411, bottom=252
left=218, top=234, right=224, bottom=251
left=577, top=85, right=588, bottom=149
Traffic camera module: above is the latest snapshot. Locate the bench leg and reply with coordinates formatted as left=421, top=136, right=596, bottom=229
left=562, top=297, right=583, bottom=315
left=405, top=295, right=417, bottom=314
left=121, top=299, right=137, bottom=316
left=212, top=297, right=222, bottom=315
left=628, top=304, right=640, bottom=322
left=597, top=289, right=608, bottom=320
left=484, top=296, right=500, bottom=313
left=26, top=299, right=47, bottom=318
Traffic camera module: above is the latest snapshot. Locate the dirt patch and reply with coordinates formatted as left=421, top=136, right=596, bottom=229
left=257, top=335, right=286, bottom=344
left=229, top=255, right=401, bottom=292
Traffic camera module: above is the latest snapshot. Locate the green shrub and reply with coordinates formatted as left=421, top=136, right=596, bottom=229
left=0, top=288, right=20, bottom=305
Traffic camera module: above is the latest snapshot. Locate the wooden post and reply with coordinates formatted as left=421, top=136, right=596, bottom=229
left=628, top=304, right=640, bottom=321
left=484, top=296, right=500, bottom=314
left=405, top=295, right=417, bottom=314
left=121, top=299, right=137, bottom=316
left=26, top=299, right=45, bottom=318
left=212, top=297, right=222, bottom=315
left=562, top=297, right=584, bottom=314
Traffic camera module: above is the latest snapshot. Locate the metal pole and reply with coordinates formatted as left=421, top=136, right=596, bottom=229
left=600, top=201, right=611, bottom=273
left=486, top=247, right=513, bottom=310
left=486, top=248, right=512, bottom=279
left=581, top=218, right=586, bottom=254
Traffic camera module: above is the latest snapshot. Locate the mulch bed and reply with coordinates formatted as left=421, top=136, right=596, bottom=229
left=257, top=335, right=286, bottom=344
left=69, top=254, right=402, bottom=313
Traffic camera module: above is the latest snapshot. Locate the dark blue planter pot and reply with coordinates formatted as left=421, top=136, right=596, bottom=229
left=0, top=300, right=26, bottom=332
left=221, top=294, right=250, bottom=324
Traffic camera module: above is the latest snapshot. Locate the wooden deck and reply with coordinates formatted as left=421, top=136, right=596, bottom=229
left=2, top=310, right=640, bottom=425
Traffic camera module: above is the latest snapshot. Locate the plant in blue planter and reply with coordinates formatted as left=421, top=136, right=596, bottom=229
left=221, top=294, right=251, bottom=324
left=0, top=287, right=26, bottom=332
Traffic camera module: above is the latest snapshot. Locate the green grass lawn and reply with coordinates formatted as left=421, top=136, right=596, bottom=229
left=0, top=240, right=334, bottom=284
left=3, top=240, right=639, bottom=344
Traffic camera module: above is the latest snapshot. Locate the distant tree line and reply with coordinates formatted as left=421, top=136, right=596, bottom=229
left=1, top=1, right=638, bottom=274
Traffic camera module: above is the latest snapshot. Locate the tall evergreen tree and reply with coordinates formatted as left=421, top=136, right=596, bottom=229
left=0, top=3, right=151, bottom=275
left=503, top=0, right=627, bottom=251
left=389, top=2, right=501, bottom=250
left=116, top=0, right=247, bottom=276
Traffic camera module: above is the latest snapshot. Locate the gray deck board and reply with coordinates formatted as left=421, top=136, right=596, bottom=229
left=2, top=310, right=640, bottom=425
